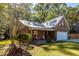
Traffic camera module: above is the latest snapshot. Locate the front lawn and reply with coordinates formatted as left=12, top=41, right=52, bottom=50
left=28, top=41, right=79, bottom=56
left=0, top=39, right=79, bottom=56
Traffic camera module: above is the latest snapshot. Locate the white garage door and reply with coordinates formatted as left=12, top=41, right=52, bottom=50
left=57, top=31, right=68, bottom=40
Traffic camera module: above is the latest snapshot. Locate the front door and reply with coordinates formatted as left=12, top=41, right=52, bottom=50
left=45, top=31, right=48, bottom=39
left=45, top=31, right=56, bottom=40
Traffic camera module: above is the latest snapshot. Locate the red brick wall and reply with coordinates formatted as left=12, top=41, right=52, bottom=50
left=18, top=27, right=30, bottom=34
left=69, top=34, right=79, bottom=39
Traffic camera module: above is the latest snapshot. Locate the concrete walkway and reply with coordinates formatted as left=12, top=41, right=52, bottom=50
left=57, top=39, right=79, bottom=43
left=68, top=39, right=79, bottom=43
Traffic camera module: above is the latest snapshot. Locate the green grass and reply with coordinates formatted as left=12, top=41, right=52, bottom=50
left=28, top=41, right=79, bottom=56
left=0, top=39, right=79, bottom=56
left=0, top=39, right=19, bottom=45
left=0, top=39, right=11, bottom=45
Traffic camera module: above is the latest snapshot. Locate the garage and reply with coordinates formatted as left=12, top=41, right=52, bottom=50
left=57, top=31, right=68, bottom=40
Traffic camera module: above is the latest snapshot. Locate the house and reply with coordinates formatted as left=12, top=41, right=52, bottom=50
left=17, top=16, right=70, bottom=41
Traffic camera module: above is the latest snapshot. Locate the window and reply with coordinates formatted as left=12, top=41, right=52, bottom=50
left=34, top=31, right=38, bottom=35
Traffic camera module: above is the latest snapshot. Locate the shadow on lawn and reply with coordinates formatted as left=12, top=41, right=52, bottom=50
left=41, top=42, right=79, bottom=56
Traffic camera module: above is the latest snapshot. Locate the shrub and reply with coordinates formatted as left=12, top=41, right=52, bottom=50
left=17, top=33, right=32, bottom=42
left=46, top=39, right=52, bottom=43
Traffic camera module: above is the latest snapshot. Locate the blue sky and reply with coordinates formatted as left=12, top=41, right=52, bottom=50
left=66, top=3, right=79, bottom=7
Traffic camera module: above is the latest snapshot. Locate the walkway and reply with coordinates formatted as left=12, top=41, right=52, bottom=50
left=68, top=39, right=79, bottom=43
left=57, top=39, right=79, bottom=43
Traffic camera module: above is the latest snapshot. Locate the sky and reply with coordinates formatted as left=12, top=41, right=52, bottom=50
left=66, top=3, right=79, bottom=7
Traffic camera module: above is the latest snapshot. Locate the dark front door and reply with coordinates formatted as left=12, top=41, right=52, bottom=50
left=45, top=31, right=48, bottom=39
left=45, top=31, right=56, bottom=40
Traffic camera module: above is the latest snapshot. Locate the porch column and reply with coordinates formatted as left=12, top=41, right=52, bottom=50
left=31, top=29, right=33, bottom=39
left=31, top=30, right=32, bottom=35
left=47, top=31, right=48, bottom=39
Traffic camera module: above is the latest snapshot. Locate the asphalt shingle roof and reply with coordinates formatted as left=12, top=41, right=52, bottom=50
left=19, top=16, right=64, bottom=30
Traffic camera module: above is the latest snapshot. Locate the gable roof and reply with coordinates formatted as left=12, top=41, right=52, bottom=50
left=19, top=16, right=68, bottom=31
left=43, top=16, right=64, bottom=28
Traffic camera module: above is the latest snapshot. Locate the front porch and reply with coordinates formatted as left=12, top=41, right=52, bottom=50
left=30, top=30, right=56, bottom=44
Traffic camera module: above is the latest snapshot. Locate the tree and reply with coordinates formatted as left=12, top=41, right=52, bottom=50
left=0, top=4, right=10, bottom=38
left=32, top=3, right=68, bottom=23
left=8, top=3, right=32, bottom=38
left=65, top=7, right=79, bottom=28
